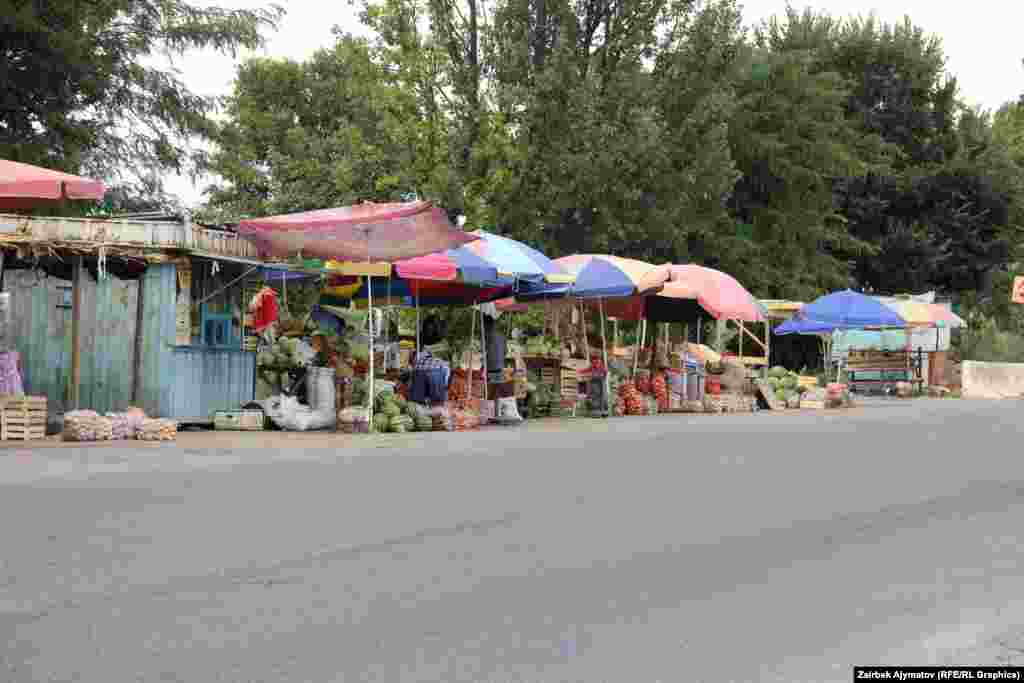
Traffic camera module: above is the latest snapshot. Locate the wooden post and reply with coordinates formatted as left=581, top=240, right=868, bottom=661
left=70, top=254, right=83, bottom=409
left=132, top=269, right=146, bottom=404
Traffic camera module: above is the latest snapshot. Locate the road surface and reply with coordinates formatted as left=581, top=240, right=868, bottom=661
left=1, top=399, right=1022, bottom=682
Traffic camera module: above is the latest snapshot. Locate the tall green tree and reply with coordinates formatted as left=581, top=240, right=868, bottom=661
left=724, top=45, right=878, bottom=298
left=1, top=0, right=282, bottom=186
left=756, top=7, right=1018, bottom=299
left=203, top=34, right=448, bottom=219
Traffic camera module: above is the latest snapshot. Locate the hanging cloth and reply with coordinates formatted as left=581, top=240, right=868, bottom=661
left=249, top=286, right=279, bottom=333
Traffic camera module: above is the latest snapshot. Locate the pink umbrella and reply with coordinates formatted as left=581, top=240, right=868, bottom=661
left=660, top=264, right=767, bottom=322
left=236, top=200, right=478, bottom=262
left=0, top=159, right=106, bottom=210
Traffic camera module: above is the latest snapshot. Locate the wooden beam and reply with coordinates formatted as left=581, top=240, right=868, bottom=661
left=131, top=269, right=146, bottom=404
left=70, top=255, right=82, bottom=409
left=736, top=320, right=767, bottom=353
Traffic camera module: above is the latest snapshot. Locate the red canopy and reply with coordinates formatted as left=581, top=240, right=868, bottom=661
left=237, top=201, right=478, bottom=262
left=0, top=160, right=106, bottom=210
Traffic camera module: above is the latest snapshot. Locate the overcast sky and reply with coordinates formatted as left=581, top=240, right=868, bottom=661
left=163, top=0, right=1024, bottom=207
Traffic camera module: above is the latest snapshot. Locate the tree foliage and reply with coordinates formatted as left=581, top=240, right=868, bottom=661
left=202, top=2, right=1024, bottom=307
left=0, top=0, right=281, bottom=184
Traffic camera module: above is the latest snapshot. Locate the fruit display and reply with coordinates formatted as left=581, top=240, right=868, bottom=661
left=389, top=414, right=414, bottom=433
left=447, top=369, right=469, bottom=402
left=618, top=381, right=643, bottom=415
left=764, top=366, right=813, bottom=407
left=652, top=373, right=669, bottom=412
left=372, top=413, right=391, bottom=432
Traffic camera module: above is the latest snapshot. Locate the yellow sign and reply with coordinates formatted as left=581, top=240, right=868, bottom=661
left=1013, top=276, right=1024, bottom=304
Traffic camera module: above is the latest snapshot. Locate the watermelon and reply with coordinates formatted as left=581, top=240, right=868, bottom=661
left=372, top=413, right=391, bottom=432
left=769, top=366, right=788, bottom=379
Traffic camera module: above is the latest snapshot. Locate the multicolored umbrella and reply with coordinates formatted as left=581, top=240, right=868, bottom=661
left=880, top=299, right=964, bottom=328
left=658, top=264, right=768, bottom=322
left=394, top=246, right=501, bottom=286
left=0, top=159, right=106, bottom=210
left=237, top=200, right=478, bottom=262
left=464, top=230, right=574, bottom=288
left=550, top=254, right=667, bottom=299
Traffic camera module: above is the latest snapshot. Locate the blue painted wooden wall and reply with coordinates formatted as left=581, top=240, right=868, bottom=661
left=137, top=263, right=176, bottom=417
left=8, top=272, right=73, bottom=413
left=79, top=271, right=138, bottom=413
left=168, top=347, right=256, bottom=420
left=9, top=261, right=256, bottom=420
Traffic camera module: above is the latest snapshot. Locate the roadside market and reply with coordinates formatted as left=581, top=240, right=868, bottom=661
left=0, top=163, right=964, bottom=446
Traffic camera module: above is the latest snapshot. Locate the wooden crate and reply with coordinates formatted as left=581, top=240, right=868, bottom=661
left=800, top=399, right=826, bottom=409
left=1, top=396, right=47, bottom=440
left=213, top=410, right=265, bottom=431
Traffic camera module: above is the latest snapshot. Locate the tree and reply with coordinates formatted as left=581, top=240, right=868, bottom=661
left=203, top=34, right=448, bottom=219
left=753, top=7, right=1021, bottom=300
left=724, top=43, right=879, bottom=299
left=0, top=0, right=282, bottom=184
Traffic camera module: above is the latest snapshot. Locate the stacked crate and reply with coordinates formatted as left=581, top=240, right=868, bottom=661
left=560, top=366, right=579, bottom=401
left=1, top=396, right=47, bottom=441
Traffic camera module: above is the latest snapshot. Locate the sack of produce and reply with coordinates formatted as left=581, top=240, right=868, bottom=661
left=337, top=407, right=370, bottom=434
left=495, top=396, right=523, bottom=424
left=93, top=416, right=114, bottom=441
left=106, top=411, right=146, bottom=440
left=137, top=418, right=177, bottom=441
left=719, top=362, right=746, bottom=392
left=430, top=405, right=453, bottom=431
left=62, top=409, right=100, bottom=441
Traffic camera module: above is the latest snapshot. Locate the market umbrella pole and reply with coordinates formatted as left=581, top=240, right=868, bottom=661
left=633, top=319, right=646, bottom=378
left=367, top=273, right=374, bottom=431
left=480, top=306, right=489, bottom=415
left=467, top=304, right=477, bottom=405
left=599, top=298, right=610, bottom=413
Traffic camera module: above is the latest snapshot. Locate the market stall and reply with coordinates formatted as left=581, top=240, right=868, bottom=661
left=519, top=254, right=670, bottom=418
left=775, top=289, right=909, bottom=404
left=564, top=262, right=768, bottom=415
left=237, top=201, right=480, bottom=433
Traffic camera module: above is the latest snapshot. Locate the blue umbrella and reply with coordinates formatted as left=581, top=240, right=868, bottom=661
left=776, top=289, right=906, bottom=335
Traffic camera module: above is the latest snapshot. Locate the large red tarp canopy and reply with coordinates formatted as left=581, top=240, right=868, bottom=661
left=0, top=159, right=106, bottom=210
left=236, top=201, right=478, bottom=262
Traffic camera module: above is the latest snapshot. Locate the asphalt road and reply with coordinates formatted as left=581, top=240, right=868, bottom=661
left=1, top=399, right=1023, bottom=682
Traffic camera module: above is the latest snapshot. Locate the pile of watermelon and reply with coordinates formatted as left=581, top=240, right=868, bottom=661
left=766, top=366, right=808, bottom=408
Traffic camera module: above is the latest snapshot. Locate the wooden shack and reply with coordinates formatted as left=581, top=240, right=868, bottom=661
left=0, top=213, right=264, bottom=423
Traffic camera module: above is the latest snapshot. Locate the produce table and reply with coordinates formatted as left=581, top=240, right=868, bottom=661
left=844, top=349, right=924, bottom=393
